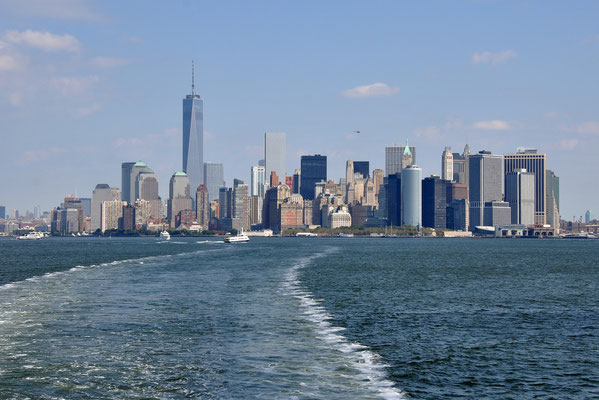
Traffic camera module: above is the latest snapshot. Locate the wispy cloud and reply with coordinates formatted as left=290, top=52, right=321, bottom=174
left=573, top=121, right=599, bottom=136
left=472, top=50, right=517, bottom=66
left=472, top=120, right=512, bottom=131
left=91, top=56, right=132, bottom=68
left=76, top=103, right=101, bottom=117
left=3, top=30, right=80, bottom=52
left=0, top=0, right=103, bottom=22
left=51, top=75, right=99, bottom=95
left=0, top=53, right=20, bottom=71
left=20, top=146, right=67, bottom=164
left=342, top=83, right=400, bottom=98
left=559, top=138, right=578, bottom=150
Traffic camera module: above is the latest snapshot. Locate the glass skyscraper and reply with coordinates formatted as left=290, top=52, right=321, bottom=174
left=183, top=69, right=204, bottom=195
left=300, top=154, right=327, bottom=200
left=204, top=162, right=224, bottom=202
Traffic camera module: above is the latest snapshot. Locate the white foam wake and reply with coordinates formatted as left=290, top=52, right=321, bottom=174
left=282, top=250, right=406, bottom=400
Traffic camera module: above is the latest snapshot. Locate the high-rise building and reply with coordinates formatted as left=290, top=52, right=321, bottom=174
left=204, top=162, right=224, bottom=202
left=196, top=184, right=210, bottom=228
left=264, top=132, right=286, bottom=183
left=121, top=162, right=136, bottom=204
left=250, top=195, right=263, bottom=226
left=285, top=176, right=294, bottom=193
left=353, top=161, right=370, bottom=179
left=91, top=184, right=121, bottom=232
left=469, top=151, right=503, bottom=229
left=401, top=165, right=422, bottom=227
left=373, top=169, right=384, bottom=197
left=250, top=165, right=266, bottom=198
left=386, top=173, right=401, bottom=226
left=135, top=165, right=162, bottom=219
left=483, top=201, right=512, bottom=227
left=219, top=187, right=233, bottom=219
left=80, top=198, right=91, bottom=217
left=345, top=160, right=354, bottom=185
left=120, top=205, right=136, bottom=231
left=0, top=205, right=5, bottom=219
left=292, top=169, right=301, bottom=194
left=385, top=140, right=416, bottom=176
left=269, top=171, right=279, bottom=187
left=504, top=149, right=546, bottom=225
left=546, top=169, right=560, bottom=229
left=300, top=154, right=327, bottom=200
left=182, top=64, right=204, bottom=196
left=101, top=200, right=125, bottom=232
left=167, top=172, right=192, bottom=228
left=233, top=181, right=250, bottom=231
left=447, top=199, right=468, bottom=231
left=585, top=210, right=592, bottom=224
left=442, top=147, right=453, bottom=181
left=422, top=175, right=448, bottom=229
left=63, top=197, right=84, bottom=232
left=452, top=144, right=470, bottom=184
left=505, top=169, right=535, bottom=225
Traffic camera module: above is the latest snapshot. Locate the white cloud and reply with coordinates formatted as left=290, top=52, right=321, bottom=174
left=414, top=126, right=442, bottom=142
left=472, top=120, right=512, bottom=131
left=0, top=54, right=20, bottom=71
left=91, top=56, right=132, bottom=68
left=51, top=75, right=99, bottom=95
left=472, top=50, right=517, bottom=66
left=3, top=30, right=80, bottom=52
left=76, top=103, right=101, bottom=117
left=559, top=138, right=578, bottom=150
left=574, top=121, right=599, bottom=136
left=0, top=0, right=103, bottom=21
left=342, top=83, right=400, bottom=98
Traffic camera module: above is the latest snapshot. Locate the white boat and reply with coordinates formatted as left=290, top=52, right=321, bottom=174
left=159, top=231, right=171, bottom=240
left=17, top=232, right=44, bottom=240
left=224, top=229, right=250, bottom=243
left=296, top=232, right=318, bottom=237
left=337, top=233, right=354, bottom=238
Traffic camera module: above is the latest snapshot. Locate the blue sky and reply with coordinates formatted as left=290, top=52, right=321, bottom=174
left=1, top=0, right=598, bottom=219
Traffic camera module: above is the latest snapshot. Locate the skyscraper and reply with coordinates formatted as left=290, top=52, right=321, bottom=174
left=353, top=161, right=370, bottom=179
left=452, top=144, right=470, bottom=184
left=401, top=165, right=422, bottom=227
left=505, top=169, right=535, bottom=225
left=442, top=147, right=453, bottom=181
left=264, top=132, right=286, bottom=182
left=196, top=184, right=210, bottom=228
left=546, top=169, right=560, bottom=229
left=204, top=162, right=224, bottom=201
left=385, top=140, right=416, bottom=176
left=385, top=173, right=401, bottom=226
left=469, top=151, right=503, bottom=229
left=504, top=149, right=546, bottom=225
left=300, top=154, right=327, bottom=200
left=422, top=175, right=448, bottom=229
left=121, top=162, right=135, bottom=204
left=345, top=160, right=354, bottom=185
left=91, top=184, right=121, bottom=232
left=233, top=180, right=250, bottom=231
left=0, top=205, right=5, bottom=219
left=182, top=63, right=204, bottom=196
left=250, top=165, right=266, bottom=198
left=135, top=166, right=162, bottom=219
left=168, top=172, right=192, bottom=228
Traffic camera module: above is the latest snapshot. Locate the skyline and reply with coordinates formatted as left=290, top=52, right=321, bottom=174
left=1, top=1, right=599, bottom=219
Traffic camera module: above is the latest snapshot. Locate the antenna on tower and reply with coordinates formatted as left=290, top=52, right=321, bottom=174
left=191, top=60, right=195, bottom=96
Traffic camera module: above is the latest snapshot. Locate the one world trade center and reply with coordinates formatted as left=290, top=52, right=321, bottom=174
left=182, top=62, right=204, bottom=196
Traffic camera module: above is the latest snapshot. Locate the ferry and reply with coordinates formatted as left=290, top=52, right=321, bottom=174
left=224, top=229, right=250, bottom=243
left=159, top=231, right=171, bottom=241
left=296, top=232, right=318, bottom=237
left=17, top=232, right=44, bottom=240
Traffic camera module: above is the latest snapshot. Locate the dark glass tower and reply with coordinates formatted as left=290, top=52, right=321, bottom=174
left=353, top=161, right=370, bottom=179
left=422, top=175, right=448, bottom=229
left=300, top=154, right=327, bottom=200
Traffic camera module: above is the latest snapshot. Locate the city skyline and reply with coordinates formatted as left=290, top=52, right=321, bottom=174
left=1, top=1, right=598, bottom=219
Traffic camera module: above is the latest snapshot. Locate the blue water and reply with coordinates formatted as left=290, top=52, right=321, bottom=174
left=0, top=237, right=597, bottom=399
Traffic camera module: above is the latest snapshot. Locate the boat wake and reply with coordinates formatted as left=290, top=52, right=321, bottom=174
left=281, top=249, right=406, bottom=400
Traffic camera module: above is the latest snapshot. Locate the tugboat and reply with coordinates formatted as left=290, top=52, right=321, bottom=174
left=224, top=228, right=250, bottom=243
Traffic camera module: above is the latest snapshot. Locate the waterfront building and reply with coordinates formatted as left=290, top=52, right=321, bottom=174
left=303, top=199, right=313, bottom=225
left=447, top=199, right=468, bottom=231
left=505, top=169, right=535, bottom=225
left=250, top=165, right=266, bottom=198
left=133, top=199, right=152, bottom=228
left=354, top=161, right=369, bottom=179
left=349, top=204, right=374, bottom=227
left=233, top=181, right=250, bottom=231
left=167, top=172, right=192, bottom=228
left=468, top=151, right=503, bottom=230
left=249, top=195, right=263, bottom=226
left=0, top=205, right=5, bottom=219
left=196, top=184, right=210, bottom=228
left=504, top=149, right=546, bottom=225
left=204, top=162, right=224, bottom=202
left=483, top=201, right=512, bottom=227
left=442, top=147, right=453, bottom=181
left=264, top=132, right=286, bottom=183
left=300, top=154, right=327, bottom=201
left=135, top=165, right=162, bottom=219
left=100, top=200, right=125, bottom=232
left=280, top=196, right=304, bottom=231
left=120, top=205, right=136, bottom=230
left=446, top=182, right=468, bottom=204
left=385, top=140, right=416, bottom=176
left=585, top=210, right=592, bottom=224
left=386, top=173, right=401, bottom=226
left=210, top=200, right=221, bottom=219
left=121, top=162, right=135, bottom=204
left=91, top=185, right=121, bottom=232
left=182, top=65, right=204, bottom=196
left=401, top=165, right=422, bottom=227
left=63, top=197, right=84, bottom=232
left=219, top=187, right=233, bottom=219
left=422, top=175, right=448, bottom=229
left=546, top=169, right=560, bottom=229
left=327, top=206, right=352, bottom=229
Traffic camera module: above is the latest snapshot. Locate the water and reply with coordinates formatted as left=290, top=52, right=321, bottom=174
left=0, top=237, right=597, bottom=399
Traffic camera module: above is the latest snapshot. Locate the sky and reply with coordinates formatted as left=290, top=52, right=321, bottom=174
left=1, top=0, right=598, bottom=220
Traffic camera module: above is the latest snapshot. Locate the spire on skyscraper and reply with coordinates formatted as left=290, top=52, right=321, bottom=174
left=191, top=60, right=195, bottom=96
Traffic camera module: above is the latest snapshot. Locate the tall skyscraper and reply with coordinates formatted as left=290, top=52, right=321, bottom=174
left=469, top=151, right=503, bottom=229
left=91, top=184, right=121, bottom=232
left=422, top=175, right=448, bottom=229
left=250, top=165, right=266, bottom=198
left=300, top=154, right=327, bottom=200
left=204, top=162, right=224, bottom=202
left=442, top=147, right=453, bottom=181
left=135, top=166, right=162, bottom=219
left=353, top=161, right=370, bottom=179
left=292, top=169, right=301, bottom=195
left=401, top=165, right=422, bottom=227
left=452, top=144, right=470, bottom=184
left=233, top=180, right=250, bottom=231
left=264, top=132, right=286, bottom=182
left=182, top=63, right=204, bottom=196
left=196, top=184, right=210, bottom=228
left=504, top=149, right=546, bottom=225
left=385, top=173, right=401, bottom=226
left=168, top=172, right=192, bottom=228
left=0, top=205, right=5, bottom=219
left=505, top=169, right=535, bottom=225
left=546, top=169, right=560, bottom=229
left=219, top=187, right=233, bottom=219
left=385, top=140, right=416, bottom=176
left=345, top=160, right=354, bottom=185
left=121, top=162, right=135, bottom=204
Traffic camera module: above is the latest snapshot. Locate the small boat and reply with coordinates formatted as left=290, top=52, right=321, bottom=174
left=159, top=231, right=171, bottom=241
left=224, top=229, right=250, bottom=243
left=337, top=233, right=354, bottom=238
left=296, top=232, right=318, bottom=237
left=17, top=232, right=44, bottom=240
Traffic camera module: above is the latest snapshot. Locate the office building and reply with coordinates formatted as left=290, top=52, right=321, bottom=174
left=373, top=169, right=384, bottom=197
left=233, top=180, right=250, bottom=231
left=386, top=173, right=401, bottom=226
left=504, top=149, right=546, bottom=225
left=505, top=169, right=535, bottom=225
left=196, top=184, right=210, bottom=228
left=204, top=162, right=224, bottom=202
left=101, top=200, right=125, bottom=232
left=447, top=199, right=468, bottom=231
left=250, top=165, right=266, bottom=198
left=353, top=161, right=369, bottom=179
left=292, top=169, right=301, bottom=194
left=442, top=147, right=453, bottom=181
left=469, top=151, right=503, bottom=229
left=422, top=175, right=448, bottom=229
left=546, top=169, right=560, bottom=229
left=446, top=182, right=468, bottom=204
left=0, top=205, right=5, bottom=219
left=91, top=184, right=121, bottom=232
left=80, top=198, right=91, bottom=217
left=121, top=162, right=135, bottom=204
left=483, top=201, right=512, bottom=227
left=401, top=165, right=422, bottom=227
left=120, top=205, right=136, bottom=231
left=300, top=154, right=327, bottom=200
left=346, top=160, right=354, bottom=185
left=135, top=165, right=162, bottom=219
left=167, top=172, right=192, bottom=228
left=250, top=195, right=263, bottom=226
left=452, top=144, right=470, bottom=184
left=182, top=65, right=204, bottom=196
left=385, top=140, right=416, bottom=176
left=219, top=187, right=233, bottom=219
left=264, top=132, right=286, bottom=183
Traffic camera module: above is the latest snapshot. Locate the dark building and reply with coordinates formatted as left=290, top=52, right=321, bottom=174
left=353, top=161, right=370, bottom=179
left=385, top=173, right=401, bottom=226
left=300, top=154, right=327, bottom=200
left=119, top=205, right=136, bottom=231
left=422, top=176, right=448, bottom=229
left=292, top=171, right=301, bottom=194
left=447, top=199, right=468, bottom=231
left=349, top=204, right=374, bottom=227
left=0, top=205, right=5, bottom=219
left=446, top=182, right=468, bottom=204
left=176, top=209, right=195, bottom=228
left=218, top=187, right=232, bottom=218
